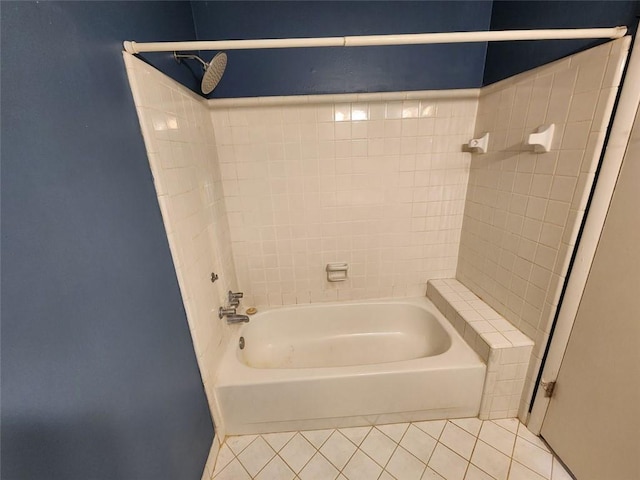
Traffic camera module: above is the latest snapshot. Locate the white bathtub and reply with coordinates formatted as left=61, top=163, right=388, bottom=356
left=214, top=297, right=486, bottom=435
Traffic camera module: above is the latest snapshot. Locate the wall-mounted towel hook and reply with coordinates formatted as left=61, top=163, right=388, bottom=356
left=526, top=124, right=555, bottom=153
left=467, top=132, right=489, bottom=154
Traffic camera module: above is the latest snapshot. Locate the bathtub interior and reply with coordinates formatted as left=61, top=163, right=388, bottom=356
left=239, top=302, right=452, bottom=369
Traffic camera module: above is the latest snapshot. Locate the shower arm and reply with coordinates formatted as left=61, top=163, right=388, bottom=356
left=124, top=26, right=627, bottom=54
left=173, top=52, right=208, bottom=69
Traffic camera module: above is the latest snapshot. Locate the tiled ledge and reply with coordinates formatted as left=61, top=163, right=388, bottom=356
left=427, top=279, right=534, bottom=420
left=206, top=88, right=480, bottom=108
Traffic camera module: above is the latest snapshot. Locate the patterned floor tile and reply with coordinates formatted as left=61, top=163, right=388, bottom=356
left=254, top=455, right=296, bottom=480
left=512, top=437, right=552, bottom=479
left=261, top=431, right=296, bottom=452
left=320, top=431, right=357, bottom=470
left=360, top=427, right=398, bottom=467
left=338, top=426, right=372, bottom=446
left=439, top=422, right=477, bottom=460
left=414, top=420, right=447, bottom=440
left=237, top=437, right=276, bottom=477
left=428, top=443, right=469, bottom=480
left=279, top=433, right=316, bottom=474
left=211, top=418, right=573, bottom=480
left=385, top=446, right=427, bottom=480
left=301, top=429, right=334, bottom=449
left=479, top=421, right=516, bottom=457
left=470, top=440, right=510, bottom=480
left=342, top=450, right=383, bottom=480
left=298, top=452, right=339, bottom=480
left=400, top=424, right=438, bottom=465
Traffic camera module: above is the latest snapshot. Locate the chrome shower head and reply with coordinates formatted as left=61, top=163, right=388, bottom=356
left=173, top=51, right=227, bottom=94
left=201, top=52, right=227, bottom=94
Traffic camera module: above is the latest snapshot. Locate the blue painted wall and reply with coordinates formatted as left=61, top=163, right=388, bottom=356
left=191, top=1, right=493, bottom=98
left=2, top=2, right=638, bottom=478
left=484, top=1, right=640, bottom=85
left=1, top=2, right=214, bottom=479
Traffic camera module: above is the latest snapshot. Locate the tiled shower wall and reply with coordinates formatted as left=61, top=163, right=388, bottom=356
left=209, top=93, right=478, bottom=306
left=124, top=36, right=629, bottom=447
left=456, top=37, right=630, bottom=416
left=123, top=53, right=238, bottom=447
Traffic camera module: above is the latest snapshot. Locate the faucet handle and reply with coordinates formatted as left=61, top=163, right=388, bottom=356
left=228, top=291, right=244, bottom=302
left=218, top=306, right=237, bottom=319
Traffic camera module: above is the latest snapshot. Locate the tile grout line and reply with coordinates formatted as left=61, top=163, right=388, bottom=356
left=313, top=431, right=355, bottom=479
left=375, top=424, right=418, bottom=480
left=512, top=458, right=553, bottom=480
left=220, top=435, right=260, bottom=478
left=430, top=441, right=469, bottom=479
left=420, top=418, right=447, bottom=473
left=338, top=425, right=380, bottom=479
left=279, top=433, right=321, bottom=478
left=219, top=449, right=254, bottom=479
left=472, top=441, right=505, bottom=480
left=327, top=429, right=365, bottom=475
left=490, top=419, right=519, bottom=436
left=249, top=445, right=278, bottom=480
left=225, top=434, right=259, bottom=456
left=291, top=426, right=372, bottom=480
left=392, top=424, right=432, bottom=478
left=300, top=429, right=334, bottom=450
left=504, top=421, right=520, bottom=480
left=243, top=437, right=277, bottom=479
left=340, top=425, right=395, bottom=478
left=462, top=420, right=482, bottom=480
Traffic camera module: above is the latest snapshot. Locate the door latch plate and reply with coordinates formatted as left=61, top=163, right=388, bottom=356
left=541, top=380, right=556, bottom=398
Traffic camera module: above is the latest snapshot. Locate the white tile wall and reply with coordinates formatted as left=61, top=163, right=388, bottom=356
left=209, top=93, right=479, bottom=307
left=123, top=53, right=238, bottom=443
left=456, top=37, right=631, bottom=417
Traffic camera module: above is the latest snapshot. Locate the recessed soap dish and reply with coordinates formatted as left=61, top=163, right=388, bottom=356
left=326, top=263, right=348, bottom=282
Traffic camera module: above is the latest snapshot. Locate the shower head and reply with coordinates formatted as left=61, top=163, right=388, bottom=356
left=173, top=51, right=227, bottom=94
left=201, top=52, right=227, bottom=94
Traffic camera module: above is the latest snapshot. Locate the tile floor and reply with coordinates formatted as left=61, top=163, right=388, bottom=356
left=210, top=418, right=573, bottom=480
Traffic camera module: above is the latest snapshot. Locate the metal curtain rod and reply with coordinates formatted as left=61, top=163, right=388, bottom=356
left=123, top=27, right=627, bottom=54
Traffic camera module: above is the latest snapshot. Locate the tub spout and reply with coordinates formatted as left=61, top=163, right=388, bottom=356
left=226, top=314, right=250, bottom=325
left=219, top=306, right=250, bottom=324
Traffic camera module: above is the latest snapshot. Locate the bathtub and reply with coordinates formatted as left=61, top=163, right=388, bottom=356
left=214, top=297, right=486, bottom=435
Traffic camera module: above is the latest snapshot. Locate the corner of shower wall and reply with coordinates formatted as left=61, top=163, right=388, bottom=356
left=456, top=36, right=631, bottom=419
left=122, top=52, right=239, bottom=441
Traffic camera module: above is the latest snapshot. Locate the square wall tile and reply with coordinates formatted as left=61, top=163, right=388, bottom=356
left=211, top=95, right=478, bottom=306
left=456, top=38, right=629, bottom=420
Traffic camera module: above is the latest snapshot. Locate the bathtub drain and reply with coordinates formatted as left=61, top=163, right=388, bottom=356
left=239, top=336, right=245, bottom=349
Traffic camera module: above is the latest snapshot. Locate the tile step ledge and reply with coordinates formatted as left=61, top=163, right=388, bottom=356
left=428, top=278, right=534, bottom=420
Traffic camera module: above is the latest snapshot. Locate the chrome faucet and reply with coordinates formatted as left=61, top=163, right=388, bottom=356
left=228, top=290, right=244, bottom=307
left=219, top=306, right=236, bottom=317
left=218, top=306, right=250, bottom=324
left=226, top=314, right=250, bottom=324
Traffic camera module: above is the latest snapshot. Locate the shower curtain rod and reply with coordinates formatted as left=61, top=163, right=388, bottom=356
left=123, top=26, right=627, bottom=54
